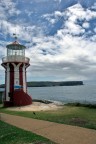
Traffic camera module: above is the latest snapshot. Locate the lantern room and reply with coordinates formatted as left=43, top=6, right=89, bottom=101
left=7, top=41, right=25, bottom=56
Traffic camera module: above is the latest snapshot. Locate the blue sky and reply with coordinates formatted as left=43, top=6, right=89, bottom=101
left=0, top=0, right=96, bottom=84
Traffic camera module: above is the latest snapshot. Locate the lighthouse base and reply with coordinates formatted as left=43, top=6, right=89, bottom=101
left=4, top=101, right=14, bottom=107
left=3, top=90, right=32, bottom=107
left=13, top=89, right=32, bottom=106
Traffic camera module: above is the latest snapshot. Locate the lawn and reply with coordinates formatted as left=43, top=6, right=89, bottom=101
left=0, top=104, right=96, bottom=130
left=0, top=120, right=55, bottom=144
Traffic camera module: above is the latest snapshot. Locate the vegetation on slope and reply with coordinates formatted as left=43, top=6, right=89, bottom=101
left=27, top=81, right=83, bottom=87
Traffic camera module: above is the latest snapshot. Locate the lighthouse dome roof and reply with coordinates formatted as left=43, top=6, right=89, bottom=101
left=6, top=41, right=26, bottom=50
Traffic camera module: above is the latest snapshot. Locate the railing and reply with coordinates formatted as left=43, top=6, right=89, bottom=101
left=2, top=55, right=30, bottom=63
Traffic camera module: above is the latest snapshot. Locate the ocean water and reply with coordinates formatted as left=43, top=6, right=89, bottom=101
left=28, top=85, right=96, bottom=104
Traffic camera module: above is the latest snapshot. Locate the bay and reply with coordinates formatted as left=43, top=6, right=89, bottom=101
left=28, top=85, right=96, bottom=104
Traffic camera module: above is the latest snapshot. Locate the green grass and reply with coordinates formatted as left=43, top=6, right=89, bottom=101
left=0, top=105, right=96, bottom=130
left=0, top=120, right=55, bottom=144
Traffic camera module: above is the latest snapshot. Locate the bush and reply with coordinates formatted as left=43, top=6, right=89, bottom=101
left=65, top=102, right=96, bottom=108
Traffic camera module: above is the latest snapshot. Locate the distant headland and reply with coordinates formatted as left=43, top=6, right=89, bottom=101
left=0, top=81, right=83, bottom=88
left=27, top=81, right=83, bottom=87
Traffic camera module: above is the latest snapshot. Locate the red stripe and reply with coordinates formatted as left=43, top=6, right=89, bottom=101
left=25, top=68, right=27, bottom=92
left=5, top=70, right=7, bottom=100
left=10, top=64, right=14, bottom=93
left=19, top=64, right=23, bottom=86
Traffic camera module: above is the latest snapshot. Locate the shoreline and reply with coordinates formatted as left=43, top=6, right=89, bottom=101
left=1, top=99, right=96, bottom=111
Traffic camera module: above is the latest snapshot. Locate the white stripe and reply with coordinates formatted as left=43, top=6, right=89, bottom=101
left=6, top=63, right=10, bottom=101
left=12, top=63, right=21, bottom=86
left=23, top=64, right=26, bottom=92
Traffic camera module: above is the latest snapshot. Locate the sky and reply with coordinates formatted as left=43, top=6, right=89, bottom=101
left=0, top=0, right=96, bottom=84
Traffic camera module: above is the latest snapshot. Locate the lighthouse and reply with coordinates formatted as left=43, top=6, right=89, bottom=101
left=1, top=39, right=32, bottom=107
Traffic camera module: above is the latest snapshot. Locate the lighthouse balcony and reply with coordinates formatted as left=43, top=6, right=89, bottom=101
left=2, top=55, right=30, bottom=63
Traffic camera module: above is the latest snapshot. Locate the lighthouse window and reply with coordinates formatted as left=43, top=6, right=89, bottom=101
left=20, top=50, right=22, bottom=55
left=12, top=50, right=19, bottom=55
left=7, top=48, right=25, bottom=56
left=7, top=49, right=13, bottom=56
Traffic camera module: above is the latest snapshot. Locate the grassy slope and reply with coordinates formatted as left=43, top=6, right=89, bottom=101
left=0, top=120, right=55, bottom=144
left=0, top=105, right=96, bottom=130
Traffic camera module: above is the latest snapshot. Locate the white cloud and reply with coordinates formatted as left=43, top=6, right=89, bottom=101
left=90, top=35, right=96, bottom=41
left=54, top=11, right=62, bottom=17
left=65, top=21, right=85, bottom=35
left=0, top=0, right=21, bottom=17
left=67, top=3, right=96, bottom=21
left=63, top=3, right=96, bottom=35
left=94, top=27, right=96, bottom=32
left=82, top=22, right=90, bottom=29
left=91, top=2, right=96, bottom=10
left=42, top=10, right=64, bottom=24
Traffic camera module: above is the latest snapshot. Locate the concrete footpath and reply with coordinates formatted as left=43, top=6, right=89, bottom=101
left=0, top=113, right=96, bottom=144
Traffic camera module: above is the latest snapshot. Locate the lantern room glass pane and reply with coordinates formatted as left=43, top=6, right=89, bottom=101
left=7, top=48, right=25, bottom=56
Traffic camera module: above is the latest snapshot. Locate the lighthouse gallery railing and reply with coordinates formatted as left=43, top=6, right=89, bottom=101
left=2, top=55, right=30, bottom=63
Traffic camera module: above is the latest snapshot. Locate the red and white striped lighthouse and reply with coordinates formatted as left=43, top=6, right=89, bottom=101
left=1, top=40, right=32, bottom=107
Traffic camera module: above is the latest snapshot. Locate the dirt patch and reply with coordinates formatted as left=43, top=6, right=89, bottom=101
left=70, top=117, right=87, bottom=126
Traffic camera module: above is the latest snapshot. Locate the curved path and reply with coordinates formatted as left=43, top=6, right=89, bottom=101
left=0, top=113, right=96, bottom=144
